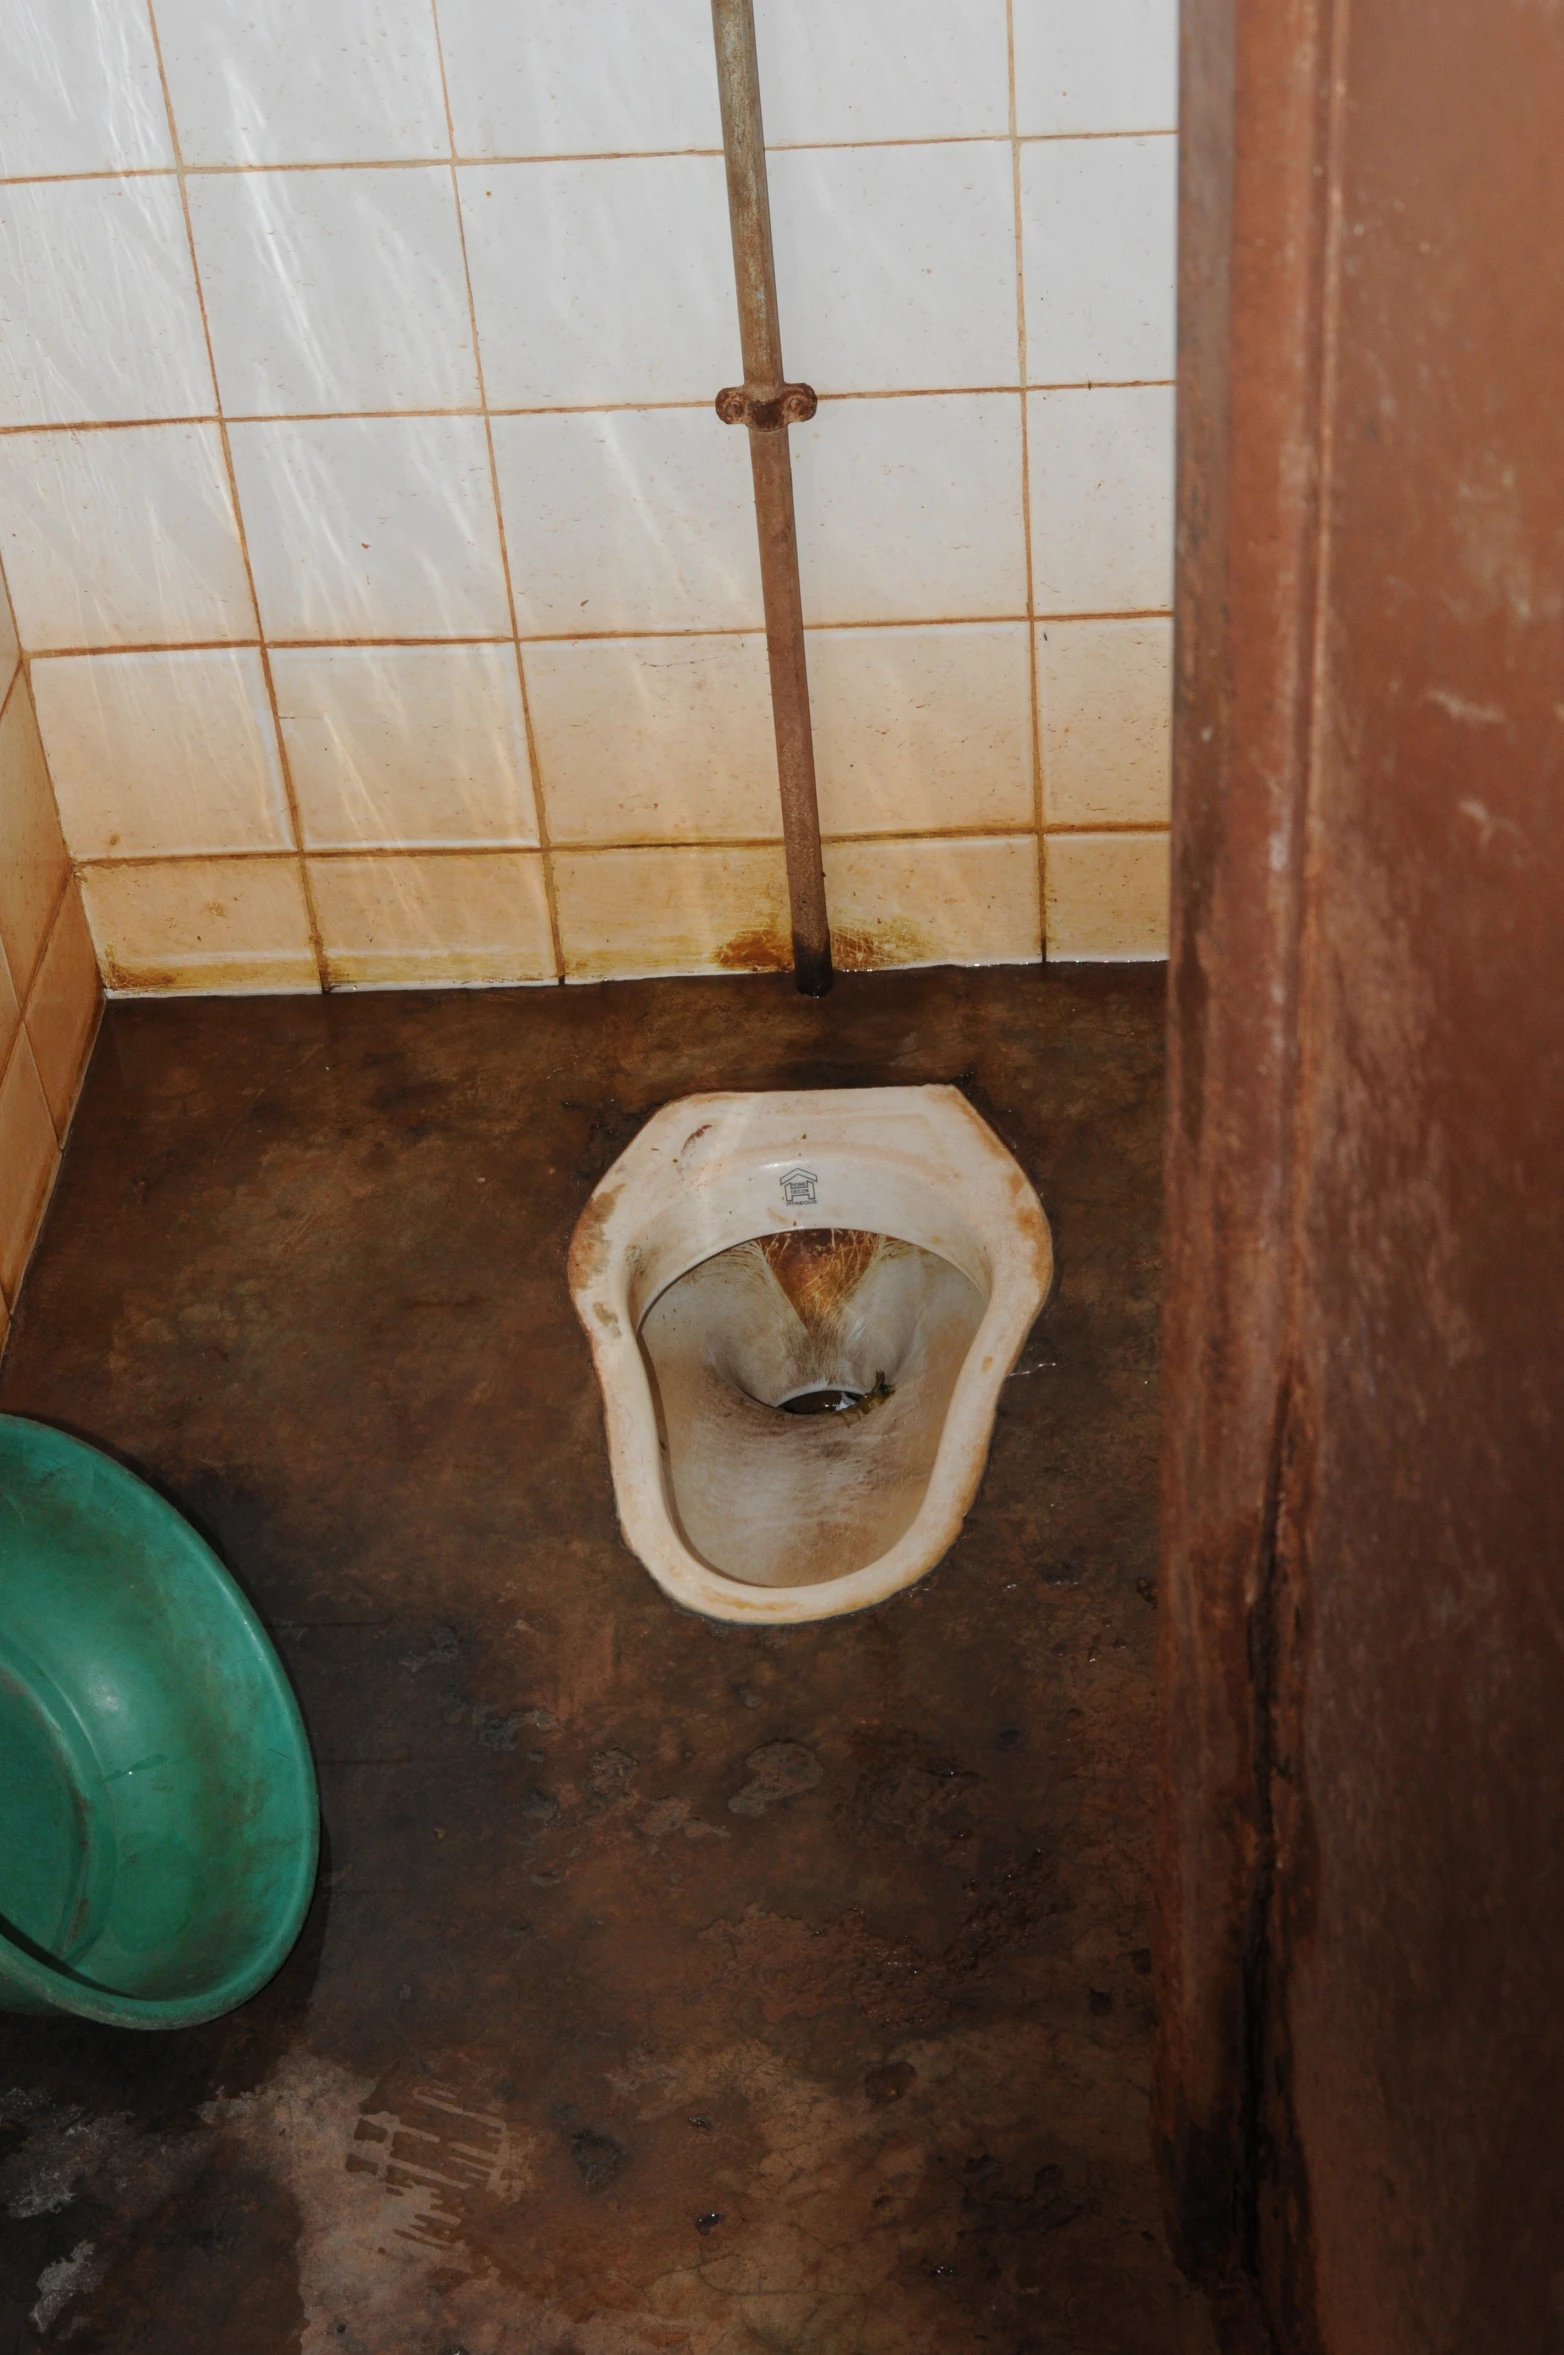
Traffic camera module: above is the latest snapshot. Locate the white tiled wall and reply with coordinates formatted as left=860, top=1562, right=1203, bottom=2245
left=0, top=0, right=1176, bottom=990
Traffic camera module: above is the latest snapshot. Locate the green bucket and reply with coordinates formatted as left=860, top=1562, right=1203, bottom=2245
left=0, top=1416, right=319, bottom=2028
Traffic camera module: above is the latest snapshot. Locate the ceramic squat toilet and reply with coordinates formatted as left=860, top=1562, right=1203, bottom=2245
left=568, top=1086, right=1052, bottom=1624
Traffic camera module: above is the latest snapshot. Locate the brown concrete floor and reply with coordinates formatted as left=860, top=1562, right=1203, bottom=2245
left=0, top=963, right=1214, bottom=2355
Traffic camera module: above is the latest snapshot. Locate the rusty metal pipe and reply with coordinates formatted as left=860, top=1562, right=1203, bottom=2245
left=711, top=0, right=833, bottom=995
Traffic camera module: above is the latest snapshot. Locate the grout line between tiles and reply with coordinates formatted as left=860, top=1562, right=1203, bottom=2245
left=768, top=128, right=1177, bottom=151
left=23, top=611, right=1174, bottom=660
left=22, top=867, right=102, bottom=1151
left=426, top=0, right=566, bottom=985
left=29, top=638, right=265, bottom=660
left=71, top=824, right=1165, bottom=879
left=0, top=383, right=1175, bottom=438
left=1040, top=820, right=1174, bottom=837
left=14, top=862, right=76, bottom=1021
left=1005, top=0, right=1046, bottom=955
left=0, top=1023, right=57, bottom=1316
left=140, top=0, right=329, bottom=997
left=8, top=957, right=109, bottom=1308
left=0, top=1005, right=27, bottom=1155
left=0, top=129, right=1176, bottom=192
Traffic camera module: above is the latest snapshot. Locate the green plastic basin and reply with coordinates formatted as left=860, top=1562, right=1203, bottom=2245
left=0, top=1416, right=318, bottom=2028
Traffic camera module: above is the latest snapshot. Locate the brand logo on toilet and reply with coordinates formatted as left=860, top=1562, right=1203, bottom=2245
left=780, top=1168, right=818, bottom=1206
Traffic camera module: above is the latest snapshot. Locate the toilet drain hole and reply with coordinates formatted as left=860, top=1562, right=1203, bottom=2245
left=777, top=1386, right=864, bottom=1416
left=773, top=1371, right=894, bottom=1417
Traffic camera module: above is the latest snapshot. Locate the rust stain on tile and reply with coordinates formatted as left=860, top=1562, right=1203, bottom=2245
left=714, top=923, right=792, bottom=974
left=831, top=918, right=933, bottom=972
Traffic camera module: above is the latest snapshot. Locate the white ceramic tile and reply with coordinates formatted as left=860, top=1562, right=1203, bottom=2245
left=0, top=176, right=214, bottom=428
left=273, top=643, right=538, bottom=848
left=753, top=0, right=1009, bottom=143
left=1043, top=827, right=1169, bottom=957
left=809, top=623, right=1033, bottom=837
left=1028, top=386, right=1175, bottom=614
left=769, top=144, right=1017, bottom=397
left=24, top=877, right=101, bottom=1135
left=822, top=833, right=1040, bottom=967
left=1014, top=0, right=1180, bottom=136
left=0, top=424, right=255, bottom=650
left=310, top=851, right=554, bottom=987
left=188, top=167, right=477, bottom=416
left=1038, top=617, right=1171, bottom=826
left=0, top=677, right=71, bottom=996
left=0, top=1029, right=57, bottom=1300
left=228, top=416, right=510, bottom=641
left=1022, top=137, right=1177, bottom=384
left=494, top=408, right=761, bottom=636
left=152, top=0, right=448, bottom=166
left=526, top=633, right=775, bottom=845
left=790, top=394, right=1027, bottom=624
left=32, top=647, right=290, bottom=859
left=437, top=0, right=721, bottom=158
left=0, top=0, right=174, bottom=177
left=459, top=157, right=736, bottom=408
left=79, top=855, right=319, bottom=992
left=554, top=843, right=789, bottom=980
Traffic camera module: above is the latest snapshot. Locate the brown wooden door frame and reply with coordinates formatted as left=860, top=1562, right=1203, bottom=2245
left=1157, top=0, right=1338, bottom=2326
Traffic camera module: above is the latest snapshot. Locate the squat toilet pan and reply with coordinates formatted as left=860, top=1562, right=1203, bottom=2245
left=568, top=1086, right=1052, bottom=1625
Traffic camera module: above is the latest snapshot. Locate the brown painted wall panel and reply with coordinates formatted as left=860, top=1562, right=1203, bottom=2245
left=1286, top=0, right=1564, bottom=2341
left=1163, top=0, right=1564, bottom=2345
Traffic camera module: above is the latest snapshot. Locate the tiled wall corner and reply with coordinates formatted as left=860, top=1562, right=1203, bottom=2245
left=0, top=561, right=104, bottom=1338
left=0, top=0, right=1176, bottom=984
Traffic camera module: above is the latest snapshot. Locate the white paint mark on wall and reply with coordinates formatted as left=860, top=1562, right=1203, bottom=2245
left=1426, top=687, right=1507, bottom=726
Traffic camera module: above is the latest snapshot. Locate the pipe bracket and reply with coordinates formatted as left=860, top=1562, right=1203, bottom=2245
left=715, top=381, right=819, bottom=431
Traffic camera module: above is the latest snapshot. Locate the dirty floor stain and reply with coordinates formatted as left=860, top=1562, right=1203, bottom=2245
left=0, top=964, right=1213, bottom=2354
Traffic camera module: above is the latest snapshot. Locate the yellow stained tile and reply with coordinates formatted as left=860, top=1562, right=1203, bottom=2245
left=0, top=1031, right=59, bottom=1302
left=822, top=834, right=1042, bottom=970
left=25, top=878, right=102, bottom=1133
left=810, top=622, right=1034, bottom=839
left=1044, top=829, right=1170, bottom=959
left=309, top=853, right=556, bottom=990
left=32, top=646, right=292, bottom=861
left=274, top=643, right=540, bottom=851
left=78, top=857, right=319, bottom=995
left=1038, top=618, right=1173, bottom=828
left=553, top=844, right=790, bottom=982
left=0, top=677, right=71, bottom=999
left=527, top=633, right=776, bottom=847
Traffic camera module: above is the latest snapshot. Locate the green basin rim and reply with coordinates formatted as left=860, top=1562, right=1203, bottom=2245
left=0, top=1416, right=320, bottom=2029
